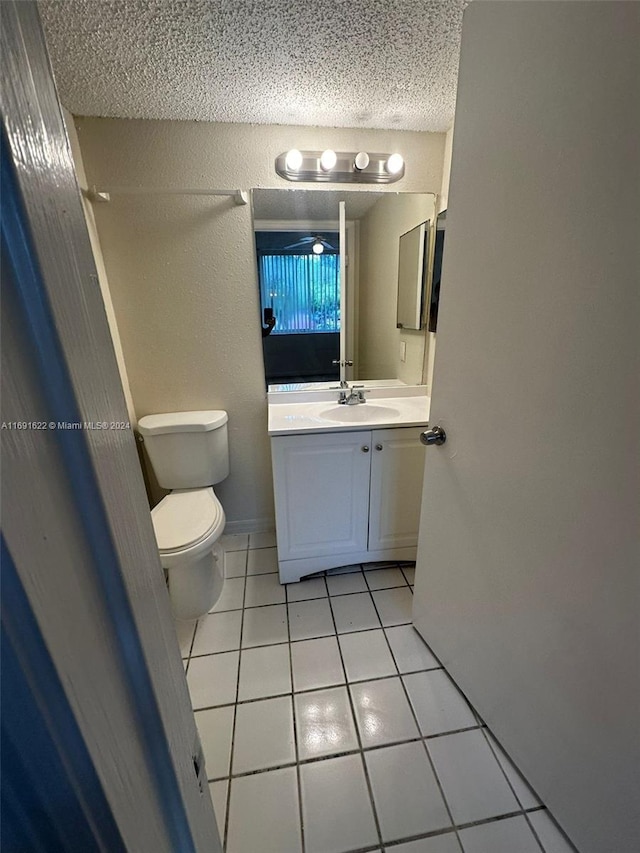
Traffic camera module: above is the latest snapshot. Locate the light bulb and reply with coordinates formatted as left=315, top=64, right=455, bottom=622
left=312, top=239, right=324, bottom=254
left=320, top=149, right=337, bottom=171
left=354, top=151, right=370, bottom=170
left=385, top=153, right=404, bottom=174
left=285, top=149, right=303, bottom=171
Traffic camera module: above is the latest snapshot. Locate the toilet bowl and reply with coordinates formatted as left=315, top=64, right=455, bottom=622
left=138, top=410, right=230, bottom=620
left=152, top=487, right=226, bottom=620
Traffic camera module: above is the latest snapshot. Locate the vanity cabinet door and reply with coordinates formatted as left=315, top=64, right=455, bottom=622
left=368, top=426, right=426, bottom=551
left=271, top=431, right=371, bottom=560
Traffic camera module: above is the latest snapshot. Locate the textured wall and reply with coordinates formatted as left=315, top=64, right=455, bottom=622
left=358, top=194, right=436, bottom=383
left=75, top=118, right=445, bottom=527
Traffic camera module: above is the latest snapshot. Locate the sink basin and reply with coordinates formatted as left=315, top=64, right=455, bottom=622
left=318, top=404, right=401, bottom=423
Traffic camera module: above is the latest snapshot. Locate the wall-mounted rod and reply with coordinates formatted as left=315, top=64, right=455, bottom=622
left=84, top=186, right=248, bottom=206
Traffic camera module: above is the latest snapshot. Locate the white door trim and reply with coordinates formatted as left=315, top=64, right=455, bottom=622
left=1, top=3, right=219, bottom=849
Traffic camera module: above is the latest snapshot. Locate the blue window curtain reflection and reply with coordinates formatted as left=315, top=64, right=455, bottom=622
left=255, top=231, right=340, bottom=336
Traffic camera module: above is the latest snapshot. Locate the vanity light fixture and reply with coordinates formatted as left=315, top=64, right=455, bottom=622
left=320, top=149, right=338, bottom=171
left=275, top=150, right=405, bottom=183
left=354, top=151, right=370, bottom=170
left=385, top=153, right=404, bottom=175
left=285, top=148, right=303, bottom=171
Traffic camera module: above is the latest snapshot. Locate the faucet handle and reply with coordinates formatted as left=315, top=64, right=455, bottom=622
left=349, top=385, right=366, bottom=403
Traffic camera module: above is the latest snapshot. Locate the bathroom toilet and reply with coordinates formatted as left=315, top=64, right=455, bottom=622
left=137, top=410, right=229, bottom=620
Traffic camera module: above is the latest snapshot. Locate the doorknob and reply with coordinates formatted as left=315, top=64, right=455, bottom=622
left=420, top=426, right=447, bottom=446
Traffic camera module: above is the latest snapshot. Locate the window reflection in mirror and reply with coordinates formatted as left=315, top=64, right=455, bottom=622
left=255, top=229, right=341, bottom=385
left=252, top=189, right=436, bottom=390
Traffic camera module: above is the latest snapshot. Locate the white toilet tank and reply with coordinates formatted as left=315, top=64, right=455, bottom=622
left=137, top=410, right=229, bottom=489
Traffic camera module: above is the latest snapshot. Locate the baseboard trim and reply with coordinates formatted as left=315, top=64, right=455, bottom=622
left=279, top=546, right=417, bottom=583
left=224, top=517, right=275, bottom=535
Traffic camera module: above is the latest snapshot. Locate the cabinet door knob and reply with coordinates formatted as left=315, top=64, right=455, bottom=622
left=375, top=444, right=383, bottom=451
left=361, top=445, right=370, bottom=453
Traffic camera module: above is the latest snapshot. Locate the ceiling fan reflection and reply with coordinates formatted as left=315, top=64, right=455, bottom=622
left=284, top=235, right=337, bottom=254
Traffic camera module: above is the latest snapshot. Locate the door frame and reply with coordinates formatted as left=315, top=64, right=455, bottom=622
left=1, top=3, right=219, bottom=849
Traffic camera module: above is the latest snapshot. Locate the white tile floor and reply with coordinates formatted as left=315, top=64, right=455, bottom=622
left=180, top=535, right=577, bottom=853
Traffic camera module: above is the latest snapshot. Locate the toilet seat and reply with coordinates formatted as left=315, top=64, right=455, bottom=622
left=151, top=487, right=225, bottom=567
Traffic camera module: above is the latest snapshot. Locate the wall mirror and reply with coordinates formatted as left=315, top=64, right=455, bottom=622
left=397, top=220, right=430, bottom=331
left=251, top=188, right=436, bottom=389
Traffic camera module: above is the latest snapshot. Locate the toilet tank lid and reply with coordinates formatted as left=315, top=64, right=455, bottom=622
left=138, top=410, right=228, bottom=435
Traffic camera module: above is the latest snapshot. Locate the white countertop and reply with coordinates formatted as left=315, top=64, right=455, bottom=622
left=268, top=386, right=431, bottom=436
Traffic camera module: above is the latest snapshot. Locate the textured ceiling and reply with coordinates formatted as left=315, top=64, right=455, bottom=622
left=39, top=0, right=467, bottom=132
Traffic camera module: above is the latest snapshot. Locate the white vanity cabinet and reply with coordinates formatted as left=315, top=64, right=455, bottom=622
left=271, top=425, right=427, bottom=582
left=367, top=427, right=428, bottom=551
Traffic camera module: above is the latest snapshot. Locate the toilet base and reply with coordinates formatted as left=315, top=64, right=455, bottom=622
left=168, top=544, right=224, bottom=620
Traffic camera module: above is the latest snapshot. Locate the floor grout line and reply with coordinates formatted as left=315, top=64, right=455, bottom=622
left=181, top=619, right=198, bottom=674
left=192, top=548, right=559, bottom=853
left=220, top=548, right=247, bottom=852
left=207, top=598, right=399, bottom=617
left=366, top=587, right=466, bottom=853
left=192, top=667, right=461, bottom=713
left=285, top=573, right=306, bottom=853
left=475, top=730, right=577, bottom=851
left=325, top=574, right=386, bottom=853
left=207, top=723, right=510, bottom=783
left=478, top=725, right=546, bottom=853
left=191, top=630, right=434, bottom=659
left=210, top=751, right=546, bottom=846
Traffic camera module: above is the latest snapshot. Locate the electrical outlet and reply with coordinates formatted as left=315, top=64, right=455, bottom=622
left=400, top=341, right=407, bottom=363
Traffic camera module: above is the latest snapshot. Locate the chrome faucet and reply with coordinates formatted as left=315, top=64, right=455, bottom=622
left=338, top=385, right=366, bottom=405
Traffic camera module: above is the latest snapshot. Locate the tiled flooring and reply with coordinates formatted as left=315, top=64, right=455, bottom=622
left=178, top=532, right=576, bottom=853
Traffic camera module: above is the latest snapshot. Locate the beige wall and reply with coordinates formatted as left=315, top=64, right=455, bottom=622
left=74, top=118, right=445, bottom=528
left=358, top=194, right=436, bottom=383
left=63, top=109, right=136, bottom=424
